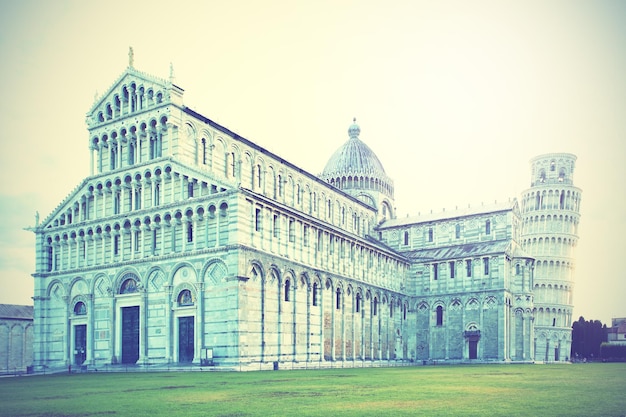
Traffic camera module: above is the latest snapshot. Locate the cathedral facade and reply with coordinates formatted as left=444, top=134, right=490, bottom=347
left=30, top=63, right=581, bottom=371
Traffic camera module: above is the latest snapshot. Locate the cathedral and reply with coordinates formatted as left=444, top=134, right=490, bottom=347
left=30, top=60, right=581, bottom=371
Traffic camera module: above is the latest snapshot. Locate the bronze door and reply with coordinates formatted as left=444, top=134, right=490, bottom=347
left=121, top=306, right=139, bottom=364
left=74, top=324, right=86, bottom=365
left=178, top=316, right=194, bottom=363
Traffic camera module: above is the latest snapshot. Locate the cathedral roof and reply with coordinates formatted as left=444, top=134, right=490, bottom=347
left=320, top=119, right=388, bottom=179
left=380, top=200, right=518, bottom=229
left=0, top=304, right=33, bottom=320
left=403, top=239, right=515, bottom=262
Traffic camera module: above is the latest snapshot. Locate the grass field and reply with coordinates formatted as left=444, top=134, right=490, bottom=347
left=0, top=363, right=624, bottom=417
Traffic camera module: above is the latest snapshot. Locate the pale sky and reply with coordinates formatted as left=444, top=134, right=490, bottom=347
left=0, top=0, right=624, bottom=325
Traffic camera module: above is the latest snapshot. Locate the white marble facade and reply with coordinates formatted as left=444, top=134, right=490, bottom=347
left=31, top=62, right=580, bottom=371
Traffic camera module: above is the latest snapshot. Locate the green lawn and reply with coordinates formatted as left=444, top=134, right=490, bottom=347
left=1, top=363, right=624, bottom=417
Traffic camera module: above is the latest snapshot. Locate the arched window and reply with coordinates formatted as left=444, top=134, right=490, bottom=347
left=150, top=137, right=157, bottom=159
left=436, top=305, right=443, bottom=326
left=535, top=193, right=541, bottom=210
left=74, top=301, right=86, bottom=315
left=178, top=289, right=194, bottom=306
left=110, top=147, right=117, bottom=170
left=284, top=279, right=291, bottom=302
left=201, top=138, right=207, bottom=165
left=134, top=188, right=141, bottom=210
left=356, top=293, right=361, bottom=313
left=373, top=297, right=378, bottom=316
left=154, top=183, right=160, bottom=206
left=114, top=191, right=121, bottom=215
left=336, top=288, right=341, bottom=310
left=187, top=223, right=193, bottom=243
left=403, top=231, right=409, bottom=246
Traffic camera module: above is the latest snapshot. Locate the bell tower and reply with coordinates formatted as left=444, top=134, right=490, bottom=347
left=520, top=153, right=581, bottom=362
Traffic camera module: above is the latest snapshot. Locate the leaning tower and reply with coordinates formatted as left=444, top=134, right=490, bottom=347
left=520, top=153, right=581, bottom=362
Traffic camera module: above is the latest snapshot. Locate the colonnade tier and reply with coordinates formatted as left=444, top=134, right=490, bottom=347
left=520, top=188, right=582, bottom=214
left=326, top=174, right=394, bottom=199
left=45, top=163, right=378, bottom=241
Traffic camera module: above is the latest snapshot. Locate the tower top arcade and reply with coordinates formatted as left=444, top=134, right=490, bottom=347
left=529, top=153, right=577, bottom=187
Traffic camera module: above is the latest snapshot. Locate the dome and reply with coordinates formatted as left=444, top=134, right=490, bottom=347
left=321, top=119, right=387, bottom=178
left=319, top=119, right=394, bottom=204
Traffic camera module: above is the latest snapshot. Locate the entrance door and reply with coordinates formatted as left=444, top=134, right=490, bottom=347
left=469, top=340, right=478, bottom=359
left=178, top=316, right=194, bottom=363
left=121, top=306, right=140, bottom=364
left=74, top=324, right=87, bottom=365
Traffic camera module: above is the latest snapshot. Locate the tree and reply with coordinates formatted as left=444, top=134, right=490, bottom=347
left=571, top=316, right=607, bottom=360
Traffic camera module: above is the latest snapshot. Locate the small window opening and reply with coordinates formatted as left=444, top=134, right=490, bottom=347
left=436, top=305, right=443, bottom=326
left=255, top=208, right=262, bottom=232
left=312, top=283, right=319, bottom=306
left=273, top=214, right=279, bottom=238
left=134, top=230, right=140, bottom=251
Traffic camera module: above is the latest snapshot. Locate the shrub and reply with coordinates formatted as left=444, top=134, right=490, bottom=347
left=600, top=343, right=626, bottom=361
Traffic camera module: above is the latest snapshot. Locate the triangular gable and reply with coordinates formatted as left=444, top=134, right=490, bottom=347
left=86, top=66, right=184, bottom=123
left=38, top=177, right=91, bottom=231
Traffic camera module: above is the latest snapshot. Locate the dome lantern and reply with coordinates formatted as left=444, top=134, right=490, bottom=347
left=348, top=117, right=361, bottom=139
